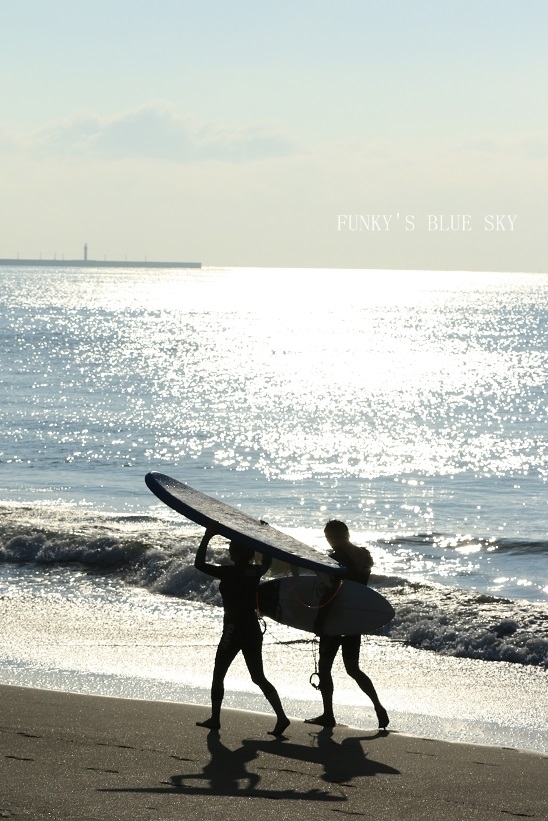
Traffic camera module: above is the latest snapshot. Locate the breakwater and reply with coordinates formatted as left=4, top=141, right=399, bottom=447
left=0, top=259, right=201, bottom=269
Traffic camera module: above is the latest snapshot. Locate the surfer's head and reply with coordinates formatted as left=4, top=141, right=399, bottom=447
left=324, top=520, right=350, bottom=547
left=228, top=540, right=255, bottom=564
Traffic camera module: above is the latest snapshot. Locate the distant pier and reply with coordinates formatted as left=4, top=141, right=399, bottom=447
left=0, top=259, right=201, bottom=269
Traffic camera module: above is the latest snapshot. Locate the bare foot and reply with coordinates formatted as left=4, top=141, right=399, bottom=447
left=304, top=714, right=336, bottom=727
left=196, top=717, right=220, bottom=730
left=268, top=716, right=290, bottom=737
left=376, top=707, right=390, bottom=730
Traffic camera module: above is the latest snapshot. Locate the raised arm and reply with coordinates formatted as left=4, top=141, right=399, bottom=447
left=194, top=524, right=220, bottom=573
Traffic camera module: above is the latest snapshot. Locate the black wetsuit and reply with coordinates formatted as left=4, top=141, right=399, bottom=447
left=198, top=561, right=275, bottom=702
left=315, top=542, right=383, bottom=721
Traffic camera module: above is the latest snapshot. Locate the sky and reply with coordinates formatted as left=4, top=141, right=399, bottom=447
left=2, top=1, right=547, bottom=270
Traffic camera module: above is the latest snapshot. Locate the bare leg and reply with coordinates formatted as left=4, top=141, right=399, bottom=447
left=304, top=636, right=340, bottom=726
left=264, top=689, right=290, bottom=736
left=195, top=699, right=222, bottom=730
left=196, top=625, right=238, bottom=729
left=341, top=636, right=390, bottom=729
left=242, top=640, right=290, bottom=736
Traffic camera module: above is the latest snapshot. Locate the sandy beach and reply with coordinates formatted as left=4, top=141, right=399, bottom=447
left=1, top=684, right=546, bottom=821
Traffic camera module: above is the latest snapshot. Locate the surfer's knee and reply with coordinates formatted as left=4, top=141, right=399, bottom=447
left=249, top=668, right=270, bottom=689
left=255, top=678, right=276, bottom=698
left=343, top=658, right=363, bottom=678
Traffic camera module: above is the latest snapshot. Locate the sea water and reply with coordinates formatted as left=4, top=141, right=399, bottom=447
left=1, top=266, right=547, bottom=752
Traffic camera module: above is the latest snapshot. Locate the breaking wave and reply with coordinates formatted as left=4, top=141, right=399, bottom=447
left=1, top=503, right=547, bottom=668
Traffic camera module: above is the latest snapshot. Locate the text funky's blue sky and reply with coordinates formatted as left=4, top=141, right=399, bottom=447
left=2, top=1, right=547, bottom=269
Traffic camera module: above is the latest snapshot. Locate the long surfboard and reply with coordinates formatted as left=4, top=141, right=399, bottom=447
left=145, top=471, right=345, bottom=576
left=258, top=575, right=394, bottom=636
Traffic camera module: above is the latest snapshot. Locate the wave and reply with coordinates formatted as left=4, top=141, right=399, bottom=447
left=0, top=508, right=152, bottom=568
left=381, top=533, right=548, bottom=556
left=1, top=503, right=547, bottom=669
left=0, top=502, right=226, bottom=607
left=371, top=574, right=548, bottom=669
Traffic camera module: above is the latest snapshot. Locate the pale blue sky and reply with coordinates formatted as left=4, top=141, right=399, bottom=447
left=2, top=1, right=547, bottom=269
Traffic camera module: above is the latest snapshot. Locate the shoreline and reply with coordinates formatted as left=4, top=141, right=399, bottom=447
left=2, top=654, right=546, bottom=758
left=2, top=573, right=546, bottom=756
left=1, top=683, right=546, bottom=820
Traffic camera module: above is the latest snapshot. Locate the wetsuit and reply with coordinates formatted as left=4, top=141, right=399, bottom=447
left=318, top=542, right=373, bottom=681
left=308, top=539, right=388, bottom=729
left=196, top=558, right=275, bottom=704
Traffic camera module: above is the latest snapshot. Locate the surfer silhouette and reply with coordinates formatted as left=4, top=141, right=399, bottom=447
left=194, top=525, right=290, bottom=736
left=305, top=520, right=390, bottom=731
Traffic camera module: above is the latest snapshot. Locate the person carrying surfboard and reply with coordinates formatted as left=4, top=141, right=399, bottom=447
left=305, top=520, right=390, bottom=731
left=194, top=524, right=290, bottom=736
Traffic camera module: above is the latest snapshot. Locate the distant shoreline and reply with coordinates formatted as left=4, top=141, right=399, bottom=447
left=0, top=259, right=201, bottom=269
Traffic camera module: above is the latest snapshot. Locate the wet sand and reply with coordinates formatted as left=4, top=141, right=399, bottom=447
left=0, top=684, right=546, bottom=820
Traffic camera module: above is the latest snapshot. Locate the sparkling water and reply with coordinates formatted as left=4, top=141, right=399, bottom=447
left=1, top=266, right=547, bottom=751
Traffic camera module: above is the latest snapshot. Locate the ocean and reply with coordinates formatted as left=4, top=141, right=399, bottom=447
left=1, top=265, right=547, bottom=753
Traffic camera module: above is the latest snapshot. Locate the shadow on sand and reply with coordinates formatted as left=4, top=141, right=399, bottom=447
left=100, top=726, right=399, bottom=802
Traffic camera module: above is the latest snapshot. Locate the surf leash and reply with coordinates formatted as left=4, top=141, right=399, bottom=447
left=309, top=637, right=321, bottom=689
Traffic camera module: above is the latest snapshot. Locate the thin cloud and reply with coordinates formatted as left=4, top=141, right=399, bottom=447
left=462, top=134, right=548, bottom=160
left=26, top=104, right=302, bottom=163
left=0, top=126, right=20, bottom=152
